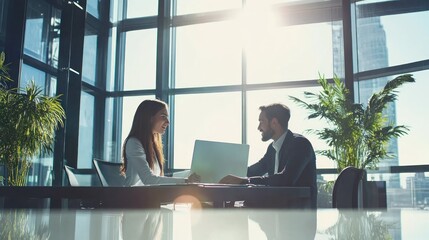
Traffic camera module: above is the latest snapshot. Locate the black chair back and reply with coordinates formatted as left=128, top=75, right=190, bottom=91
left=93, top=159, right=125, bottom=187
left=63, top=165, right=102, bottom=208
left=64, top=165, right=101, bottom=186
left=332, top=166, right=364, bottom=209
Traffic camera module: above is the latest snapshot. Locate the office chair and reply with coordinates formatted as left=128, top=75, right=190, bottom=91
left=332, top=166, right=364, bottom=209
left=64, top=165, right=101, bottom=186
left=93, top=159, right=125, bottom=187
left=64, top=165, right=102, bottom=208
left=64, top=165, right=82, bottom=186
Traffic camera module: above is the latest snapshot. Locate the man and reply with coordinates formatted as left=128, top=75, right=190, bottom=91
left=220, top=103, right=317, bottom=208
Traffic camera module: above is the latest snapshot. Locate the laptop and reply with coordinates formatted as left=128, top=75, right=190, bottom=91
left=189, top=140, right=250, bottom=183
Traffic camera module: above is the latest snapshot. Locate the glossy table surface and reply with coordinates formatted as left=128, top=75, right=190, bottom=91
left=0, top=206, right=428, bottom=240
left=0, top=185, right=311, bottom=209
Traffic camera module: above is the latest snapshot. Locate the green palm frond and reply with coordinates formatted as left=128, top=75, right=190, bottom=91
left=289, top=74, right=414, bottom=171
left=0, top=52, right=13, bottom=85
left=0, top=65, right=65, bottom=186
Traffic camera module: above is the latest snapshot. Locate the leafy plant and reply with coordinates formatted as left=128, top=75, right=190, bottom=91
left=290, top=74, right=414, bottom=171
left=324, top=211, right=394, bottom=240
left=0, top=52, right=65, bottom=186
left=0, top=51, right=12, bottom=87
left=0, top=210, right=50, bottom=239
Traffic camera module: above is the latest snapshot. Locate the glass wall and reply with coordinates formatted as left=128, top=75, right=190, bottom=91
left=173, top=21, right=242, bottom=88
left=173, top=92, right=242, bottom=168
left=167, top=1, right=340, bottom=168
left=4, top=0, right=424, bottom=206
left=19, top=0, right=61, bottom=186
left=23, top=0, right=61, bottom=68
left=9, top=0, right=427, bottom=203
left=97, top=0, right=428, bottom=208
left=123, top=29, right=158, bottom=90
left=354, top=1, right=429, bottom=208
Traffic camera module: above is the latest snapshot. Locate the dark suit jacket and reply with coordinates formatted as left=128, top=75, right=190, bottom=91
left=247, top=130, right=317, bottom=208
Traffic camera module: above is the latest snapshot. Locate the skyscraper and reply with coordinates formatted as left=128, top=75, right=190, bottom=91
left=333, top=15, right=400, bottom=188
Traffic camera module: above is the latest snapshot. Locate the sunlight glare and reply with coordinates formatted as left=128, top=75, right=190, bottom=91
left=237, top=2, right=280, bottom=48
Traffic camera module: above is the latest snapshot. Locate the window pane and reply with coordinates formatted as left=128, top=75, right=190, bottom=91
left=24, top=0, right=61, bottom=68
left=121, top=96, right=155, bottom=146
left=87, top=0, right=100, bottom=18
left=82, top=25, right=98, bottom=86
left=24, top=0, right=49, bottom=63
left=176, top=0, right=241, bottom=15
left=174, top=21, right=242, bottom=88
left=48, top=75, right=57, bottom=97
left=123, top=29, right=157, bottom=90
left=356, top=71, right=429, bottom=168
left=126, top=0, right=158, bottom=18
left=174, top=92, right=242, bottom=168
left=106, top=27, right=117, bottom=91
left=246, top=87, right=333, bottom=169
left=356, top=5, right=429, bottom=71
left=50, top=8, right=61, bottom=68
left=246, top=22, right=334, bottom=84
left=104, top=97, right=116, bottom=161
left=356, top=71, right=429, bottom=189
left=356, top=76, right=399, bottom=171
left=20, top=64, right=50, bottom=95
left=395, top=70, right=429, bottom=167
left=19, top=69, right=57, bottom=186
left=78, top=91, right=95, bottom=168
left=27, top=156, right=53, bottom=186
left=366, top=172, right=429, bottom=209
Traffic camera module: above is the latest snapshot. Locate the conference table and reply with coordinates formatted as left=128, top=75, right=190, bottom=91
left=0, top=184, right=311, bottom=209
left=0, top=207, right=427, bottom=239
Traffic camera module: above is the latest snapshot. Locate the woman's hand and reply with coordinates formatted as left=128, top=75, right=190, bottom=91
left=186, top=172, right=201, bottom=183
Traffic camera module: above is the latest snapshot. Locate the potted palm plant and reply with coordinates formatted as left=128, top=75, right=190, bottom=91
left=0, top=52, right=65, bottom=186
left=290, top=73, right=414, bottom=207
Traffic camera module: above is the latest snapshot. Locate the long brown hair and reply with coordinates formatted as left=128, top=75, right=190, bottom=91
left=121, top=99, right=167, bottom=176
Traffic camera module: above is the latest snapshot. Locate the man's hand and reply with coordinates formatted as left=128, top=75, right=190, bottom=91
left=186, top=172, right=201, bottom=183
left=219, top=174, right=248, bottom=184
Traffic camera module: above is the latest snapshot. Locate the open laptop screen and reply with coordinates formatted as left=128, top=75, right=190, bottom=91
left=190, top=140, right=249, bottom=183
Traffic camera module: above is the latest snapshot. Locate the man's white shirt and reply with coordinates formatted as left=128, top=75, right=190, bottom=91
left=272, top=131, right=287, bottom=174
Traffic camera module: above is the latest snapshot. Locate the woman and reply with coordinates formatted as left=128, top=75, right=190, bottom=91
left=121, top=99, right=199, bottom=186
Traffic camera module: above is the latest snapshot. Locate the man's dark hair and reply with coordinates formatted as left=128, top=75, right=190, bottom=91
left=259, top=103, right=291, bottom=130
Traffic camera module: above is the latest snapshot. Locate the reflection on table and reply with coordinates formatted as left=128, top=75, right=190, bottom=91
left=0, top=207, right=428, bottom=239
left=0, top=185, right=311, bottom=209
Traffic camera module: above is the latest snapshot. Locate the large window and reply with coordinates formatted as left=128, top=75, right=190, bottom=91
left=246, top=22, right=334, bottom=84
left=352, top=1, right=429, bottom=207
left=126, top=0, right=158, bottom=18
left=78, top=91, right=95, bottom=168
left=356, top=2, right=429, bottom=71
left=52, top=0, right=429, bottom=207
left=175, top=0, right=241, bottom=15
left=174, top=21, right=242, bottom=88
left=396, top=70, right=429, bottom=167
left=15, top=0, right=62, bottom=186
left=173, top=92, right=242, bottom=168
left=123, top=29, right=157, bottom=90
left=23, top=0, right=60, bottom=68
left=82, top=25, right=98, bottom=86
left=168, top=1, right=339, bottom=170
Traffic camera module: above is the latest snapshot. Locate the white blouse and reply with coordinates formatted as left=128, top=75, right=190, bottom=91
left=124, top=137, right=186, bottom=186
